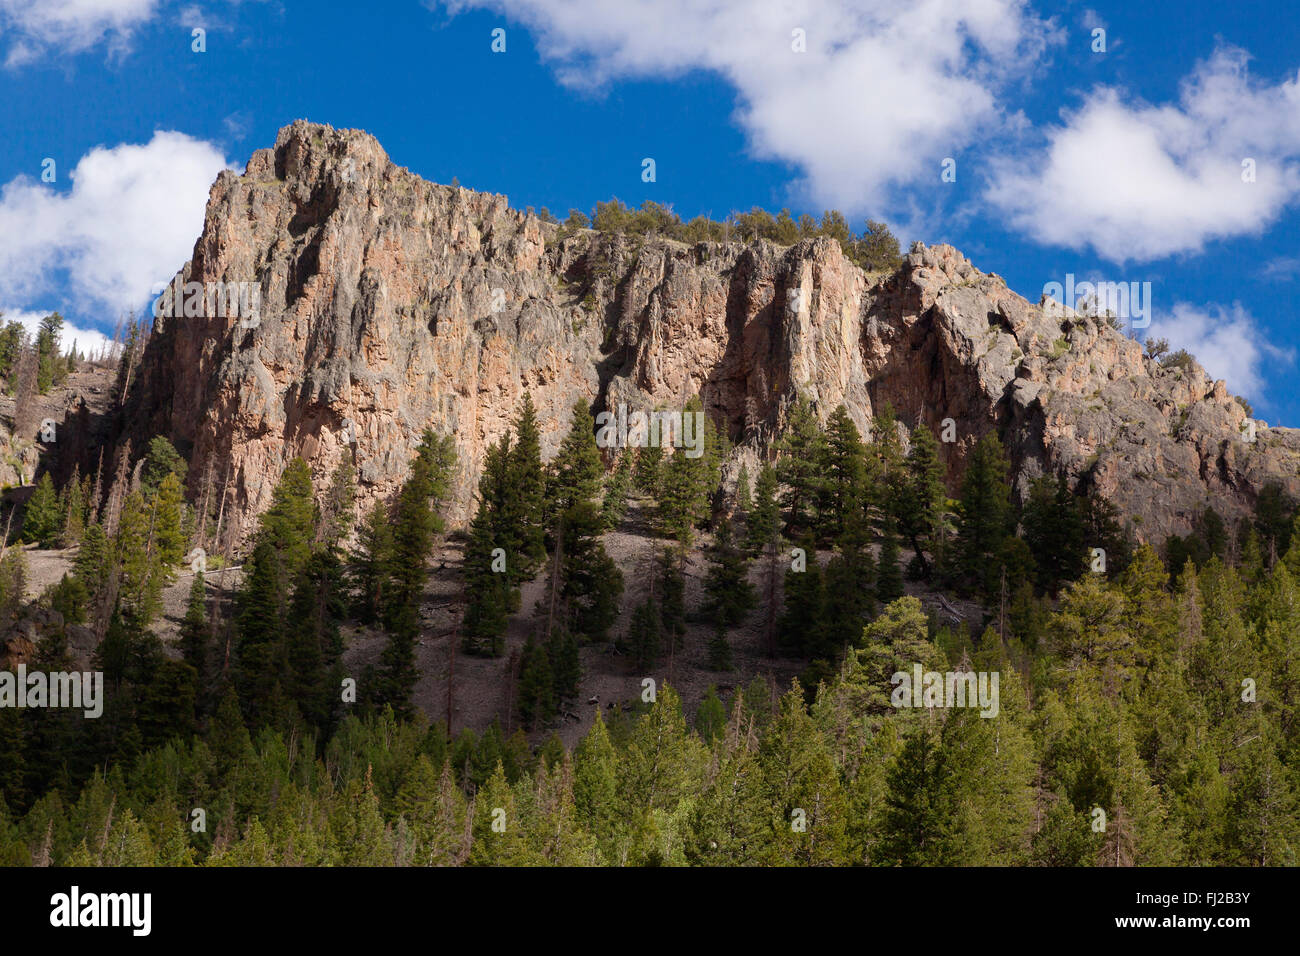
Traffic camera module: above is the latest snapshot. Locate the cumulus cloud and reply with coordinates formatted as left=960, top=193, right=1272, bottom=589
left=987, top=48, right=1300, bottom=263
left=0, top=0, right=161, bottom=66
left=0, top=307, right=114, bottom=358
left=439, top=0, right=1059, bottom=212
left=1146, top=302, right=1294, bottom=403
left=0, top=131, right=231, bottom=317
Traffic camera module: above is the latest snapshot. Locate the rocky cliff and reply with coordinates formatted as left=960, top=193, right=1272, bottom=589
left=116, top=120, right=1300, bottom=551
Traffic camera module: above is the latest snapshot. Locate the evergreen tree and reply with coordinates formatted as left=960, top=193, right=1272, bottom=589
left=818, top=405, right=866, bottom=541
left=633, top=444, right=662, bottom=498
left=573, top=711, right=620, bottom=862
left=657, top=429, right=709, bottom=546
left=875, top=512, right=904, bottom=603
left=461, top=439, right=516, bottom=657
left=316, top=457, right=357, bottom=552
left=151, top=471, right=187, bottom=573
left=548, top=398, right=603, bottom=521
left=745, top=463, right=780, bottom=555
left=285, top=550, right=347, bottom=733
left=140, top=436, right=187, bottom=499
left=21, top=473, right=62, bottom=546
left=0, top=549, right=28, bottom=626
left=775, top=397, right=825, bottom=536
left=548, top=629, right=581, bottom=704
left=706, top=622, right=733, bottom=671
left=658, top=548, right=687, bottom=653
left=114, top=489, right=165, bottom=628
left=35, top=312, right=63, bottom=394
left=351, top=501, right=393, bottom=624
left=559, top=501, right=623, bottom=641
left=179, top=574, right=210, bottom=689
left=508, top=393, right=547, bottom=574
left=953, top=432, right=1013, bottom=596
left=626, top=596, right=661, bottom=669
left=895, top=422, right=946, bottom=576
left=778, top=539, right=823, bottom=657
left=734, top=464, right=751, bottom=515
left=1022, top=475, right=1087, bottom=593
left=601, top=452, right=632, bottom=530
left=517, top=636, right=555, bottom=729
left=74, top=521, right=110, bottom=615
left=236, top=458, right=317, bottom=720
left=58, top=466, right=86, bottom=547
left=701, top=517, right=755, bottom=629
left=820, top=536, right=874, bottom=658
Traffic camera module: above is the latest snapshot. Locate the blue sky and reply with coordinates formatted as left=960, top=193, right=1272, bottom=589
left=1, top=0, right=1298, bottom=422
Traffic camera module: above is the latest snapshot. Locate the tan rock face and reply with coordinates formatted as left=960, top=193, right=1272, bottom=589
left=118, top=121, right=1300, bottom=550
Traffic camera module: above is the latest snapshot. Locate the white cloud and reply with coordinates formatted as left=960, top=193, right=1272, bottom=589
left=1261, top=256, right=1300, bottom=280
left=0, top=131, right=231, bottom=319
left=0, top=307, right=114, bottom=358
left=439, top=0, right=1059, bottom=213
left=0, top=0, right=161, bottom=66
left=987, top=48, right=1300, bottom=263
left=1146, top=302, right=1294, bottom=402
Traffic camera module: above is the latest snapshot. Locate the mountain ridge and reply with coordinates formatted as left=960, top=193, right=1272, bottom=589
left=107, top=120, right=1300, bottom=552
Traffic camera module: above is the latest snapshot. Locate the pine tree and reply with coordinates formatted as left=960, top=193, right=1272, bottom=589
left=351, top=501, right=393, bottom=624
left=517, top=636, right=555, bottom=729
left=953, top=431, right=1013, bottom=596
left=285, top=550, right=347, bottom=734
left=1022, top=475, right=1086, bottom=593
left=59, top=465, right=86, bottom=547
left=601, top=452, right=632, bottom=530
left=746, top=462, right=780, bottom=555
left=875, top=512, right=904, bottom=603
left=658, top=548, right=687, bottom=653
left=548, top=629, right=581, bottom=704
left=633, top=443, right=663, bottom=498
left=75, top=521, right=110, bottom=616
left=734, top=463, right=751, bottom=515
left=548, top=398, right=604, bottom=520
left=820, top=536, right=875, bottom=658
left=1082, top=490, right=1132, bottom=578
left=114, top=489, right=164, bottom=628
left=657, top=443, right=708, bottom=546
left=895, top=422, right=946, bottom=576
left=559, top=501, right=623, bottom=641
left=758, top=684, right=849, bottom=865
left=461, top=508, right=511, bottom=657
left=140, top=436, right=187, bottom=498
left=461, top=439, right=516, bottom=657
left=706, top=623, right=733, bottom=671
left=151, top=471, right=187, bottom=573
left=573, top=711, right=620, bottom=862
left=695, top=686, right=727, bottom=742
left=374, top=432, right=456, bottom=715
left=701, top=517, right=755, bottom=629
left=386, top=431, right=456, bottom=635
left=627, top=597, right=661, bottom=670
left=775, top=397, right=825, bottom=536
left=316, top=457, right=356, bottom=551
left=779, top=538, right=823, bottom=657
left=818, top=405, right=866, bottom=541
left=35, top=312, right=63, bottom=394
left=0, top=549, right=27, bottom=626
left=510, top=393, right=547, bottom=574
left=236, top=458, right=317, bottom=719
left=179, top=574, right=209, bottom=687
left=21, top=473, right=62, bottom=546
